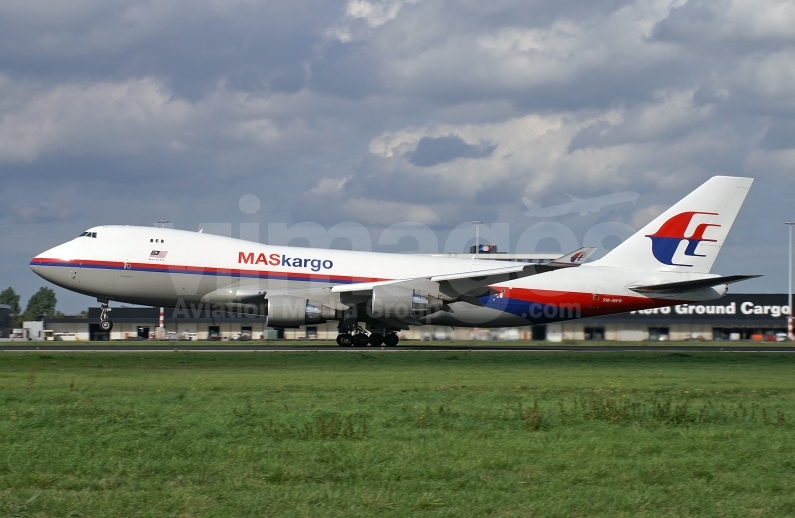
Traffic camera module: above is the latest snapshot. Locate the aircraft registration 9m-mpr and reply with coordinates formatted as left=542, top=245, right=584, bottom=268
left=31, top=176, right=759, bottom=346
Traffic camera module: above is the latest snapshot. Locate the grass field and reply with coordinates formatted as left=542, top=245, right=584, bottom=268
left=2, top=351, right=795, bottom=517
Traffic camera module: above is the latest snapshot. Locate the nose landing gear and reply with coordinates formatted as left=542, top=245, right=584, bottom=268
left=98, top=298, right=113, bottom=332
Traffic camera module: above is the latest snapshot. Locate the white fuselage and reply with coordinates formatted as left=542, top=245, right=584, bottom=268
left=30, top=225, right=721, bottom=328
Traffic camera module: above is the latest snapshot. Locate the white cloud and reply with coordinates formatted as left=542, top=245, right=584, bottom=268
left=343, top=198, right=441, bottom=225
left=0, top=78, right=343, bottom=163
left=325, top=0, right=420, bottom=42
left=347, top=0, right=419, bottom=28
left=365, top=0, right=683, bottom=97
left=735, top=49, right=795, bottom=101
left=309, top=176, right=350, bottom=195
left=708, top=0, right=795, bottom=41
left=628, top=203, right=667, bottom=228
left=0, top=78, right=190, bottom=161
left=366, top=92, right=719, bottom=199
left=631, top=90, right=715, bottom=139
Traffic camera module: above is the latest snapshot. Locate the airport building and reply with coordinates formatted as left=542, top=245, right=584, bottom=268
left=35, top=293, right=790, bottom=342
left=0, top=304, right=11, bottom=338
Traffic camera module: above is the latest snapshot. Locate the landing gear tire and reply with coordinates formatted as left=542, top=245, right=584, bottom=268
left=368, top=333, right=384, bottom=347
left=337, top=334, right=353, bottom=347
left=353, top=333, right=370, bottom=347
left=98, top=298, right=113, bottom=332
left=384, top=333, right=399, bottom=347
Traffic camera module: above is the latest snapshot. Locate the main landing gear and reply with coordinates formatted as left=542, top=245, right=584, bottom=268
left=98, top=298, right=113, bottom=332
left=384, top=333, right=399, bottom=347
left=336, top=326, right=400, bottom=347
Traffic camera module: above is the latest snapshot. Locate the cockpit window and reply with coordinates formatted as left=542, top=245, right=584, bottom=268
left=79, top=231, right=98, bottom=238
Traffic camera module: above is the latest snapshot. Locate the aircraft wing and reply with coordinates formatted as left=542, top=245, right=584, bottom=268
left=629, top=274, right=761, bottom=295
left=330, top=264, right=528, bottom=303
left=203, top=247, right=596, bottom=326
left=332, top=247, right=596, bottom=301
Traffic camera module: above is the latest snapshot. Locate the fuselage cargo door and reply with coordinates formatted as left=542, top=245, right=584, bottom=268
left=586, top=283, right=604, bottom=312
left=115, top=247, right=139, bottom=298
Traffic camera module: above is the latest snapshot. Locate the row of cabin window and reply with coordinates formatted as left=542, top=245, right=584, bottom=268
left=79, top=231, right=165, bottom=243
left=79, top=232, right=165, bottom=244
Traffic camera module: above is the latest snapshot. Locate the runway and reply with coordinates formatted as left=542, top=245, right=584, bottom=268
left=3, top=343, right=795, bottom=353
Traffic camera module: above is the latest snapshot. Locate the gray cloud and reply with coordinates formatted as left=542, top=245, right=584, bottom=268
left=2, top=0, right=794, bottom=311
left=407, top=135, right=496, bottom=166
left=760, top=120, right=795, bottom=150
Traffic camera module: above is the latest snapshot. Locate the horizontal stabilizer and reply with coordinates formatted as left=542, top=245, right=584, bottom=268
left=629, top=274, right=761, bottom=295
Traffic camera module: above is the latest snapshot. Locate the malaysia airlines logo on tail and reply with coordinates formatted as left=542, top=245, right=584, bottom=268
left=646, top=211, right=720, bottom=267
left=569, top=252, right=585, bottom=263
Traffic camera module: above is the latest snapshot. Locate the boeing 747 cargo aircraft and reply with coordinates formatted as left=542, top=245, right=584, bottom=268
left=31, top=176, right=758, bottom=346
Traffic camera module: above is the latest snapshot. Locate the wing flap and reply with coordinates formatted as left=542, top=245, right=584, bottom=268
left=331, top=278, right=420, bottom=294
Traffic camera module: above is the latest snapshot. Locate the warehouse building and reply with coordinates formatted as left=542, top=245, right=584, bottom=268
left=37, top=294, right=790, bottom=342
left=0, top=304, right=10, bottom=338
left=547, top=293, right=789, bottom=342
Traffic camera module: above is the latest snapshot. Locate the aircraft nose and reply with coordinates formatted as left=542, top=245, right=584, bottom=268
left=30, top=241, right=79, bottom=281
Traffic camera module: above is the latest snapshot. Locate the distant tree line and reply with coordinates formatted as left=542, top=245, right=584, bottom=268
left=0, top=287, right=57, bottom=327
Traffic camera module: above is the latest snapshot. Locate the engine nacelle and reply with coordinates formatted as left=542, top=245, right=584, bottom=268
left=267, top=296, right=336, bottom=328
left=370, top=285, right=444, bottom=319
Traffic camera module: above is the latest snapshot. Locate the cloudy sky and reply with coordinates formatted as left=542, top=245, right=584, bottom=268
left=2, top=0, right=795, bottom=312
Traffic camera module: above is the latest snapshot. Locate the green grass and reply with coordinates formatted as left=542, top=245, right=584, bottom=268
left=2, top=352, right=795, bottom=517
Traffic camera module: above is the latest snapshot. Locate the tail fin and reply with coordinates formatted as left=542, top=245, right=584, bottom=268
left=549, top=247, right=597, bottom=267
left=593, top=176, right=753, bottom=273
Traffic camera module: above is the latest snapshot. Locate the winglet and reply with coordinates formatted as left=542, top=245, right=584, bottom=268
left=549, top=247, right=597, bottom=267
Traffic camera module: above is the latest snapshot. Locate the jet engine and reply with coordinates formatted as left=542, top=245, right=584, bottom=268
left=266, top=296, right=337, bottom=328
left=370, top=285, right=445, bottom=319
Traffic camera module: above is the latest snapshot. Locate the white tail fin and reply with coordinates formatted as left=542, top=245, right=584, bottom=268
left=593, top=176, right=753, bottom=273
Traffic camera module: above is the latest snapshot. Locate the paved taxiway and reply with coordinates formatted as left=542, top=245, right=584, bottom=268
left=3, top=344, right=795, bottom=353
